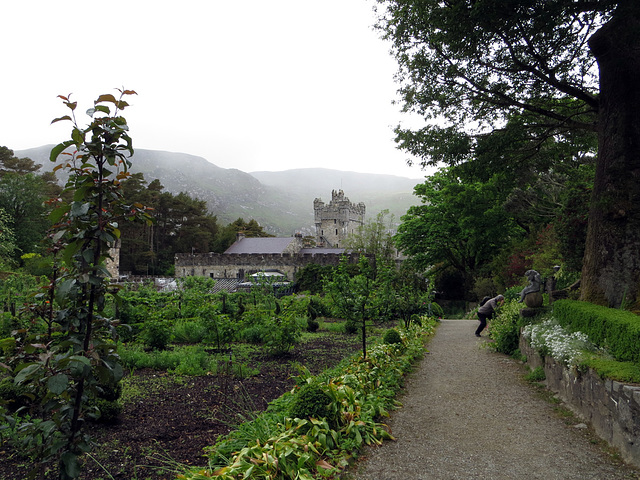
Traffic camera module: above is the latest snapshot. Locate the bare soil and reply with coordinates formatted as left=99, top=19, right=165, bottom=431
left=0, top=330, right=363, bottom=480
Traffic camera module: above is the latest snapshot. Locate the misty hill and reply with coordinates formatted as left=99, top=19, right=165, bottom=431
left=16, top=146, right=421, bottom=235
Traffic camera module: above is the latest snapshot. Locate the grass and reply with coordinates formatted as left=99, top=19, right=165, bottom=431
left=524, top=366, right=546, bottom=383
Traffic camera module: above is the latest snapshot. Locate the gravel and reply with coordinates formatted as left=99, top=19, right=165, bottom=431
left=350, top=319, right=640, bottom=480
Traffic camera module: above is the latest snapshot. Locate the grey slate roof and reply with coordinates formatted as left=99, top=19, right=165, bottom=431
left=224, top=237, right=296, bottom=254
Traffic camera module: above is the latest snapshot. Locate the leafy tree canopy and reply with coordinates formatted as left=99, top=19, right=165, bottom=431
left=375, top=0, right=612, bottom=167
left=395, top=168, right=524, bottom=294
left=377, top=0, right=640, bottom=308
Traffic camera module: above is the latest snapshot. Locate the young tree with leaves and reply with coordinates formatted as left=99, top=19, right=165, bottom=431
left=5, top=89, right=151, bottom=479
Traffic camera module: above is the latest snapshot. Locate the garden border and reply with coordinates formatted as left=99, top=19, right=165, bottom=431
left=520, top=334, right=640, bottom=467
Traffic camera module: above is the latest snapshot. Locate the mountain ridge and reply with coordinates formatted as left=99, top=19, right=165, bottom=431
left=15, top=145, right=421, bottom=235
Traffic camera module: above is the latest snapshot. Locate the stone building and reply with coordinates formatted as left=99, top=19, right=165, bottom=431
left=314, top=189, right=365, bottom=248
left=174, top=190, right=365, bottom=290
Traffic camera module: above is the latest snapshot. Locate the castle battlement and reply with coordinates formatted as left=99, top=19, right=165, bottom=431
left=313, top=189, right=365, bottom=248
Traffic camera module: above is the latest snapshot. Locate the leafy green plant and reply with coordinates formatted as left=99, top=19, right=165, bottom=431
left=263, top=313, right=302, bottom=356
left=382, top=328, right=402, bottom=345
left=488, top=299, right=527, bottom=355
left=172, top=319, right=208, bottom=344
left=306, top=317, right=319, bottom=332
left=288, top=383, right=335, bottom=427
left=190, top=319, right=438, bottom=480
left=2, top=89, right=151, bottom=479
left=525, top=366, right=546, bottom=383
left=141, top=318, right=172, bottom=351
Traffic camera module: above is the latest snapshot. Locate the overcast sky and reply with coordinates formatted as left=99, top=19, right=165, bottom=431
left=2, top=0, right=429, bottom=179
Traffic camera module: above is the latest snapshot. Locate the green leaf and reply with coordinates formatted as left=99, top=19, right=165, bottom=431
left=69, top=356, right=91, bottom=378
left=50, top=140, right=75, bottom=162
left=47, top=374, right=69, bottom=395
left=49, top=204, right=71, bottom=224
left=70, top=202, right=90, bottom=217
left=14, top=363, right=41, bottom=385
left=60, top=451, right=81, bottom=478
left=71, top=127, right=84, bottom=145
left=82, top=249, right=95, bottom=264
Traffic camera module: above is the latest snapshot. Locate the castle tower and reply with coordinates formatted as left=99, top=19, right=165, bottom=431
left=313, top=189, right=365, bottom=248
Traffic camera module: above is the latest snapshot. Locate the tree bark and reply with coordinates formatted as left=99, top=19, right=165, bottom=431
left=582, top=1, right=640, bottom=309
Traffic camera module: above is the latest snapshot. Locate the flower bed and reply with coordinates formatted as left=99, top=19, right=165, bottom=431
left=177, top=319, right=438, bottom=480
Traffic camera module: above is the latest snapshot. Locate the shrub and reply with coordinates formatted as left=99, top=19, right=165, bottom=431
left=382, top=328, right=402, bottom=345
left=173, top=319, right=208, bottom=344
left=264, top=315, right=302, bottom=355
left=93, top=398, right=122, bottom=424
left=141, top=319, right=172, bottom=351
left=288, top=383, right=334, bottom=426
left=345, top=320, right=358, bottom=334
left=306, top=318, right=319, bottom=332
left=0, top=377, right=28, bottom=412
left=553, top=300, right=640, bottom=364
left=239, top=325, right=267, bottom=344
left=522, top=318, right=595, bottom=366
left=488, top=299, right=528, bottom=355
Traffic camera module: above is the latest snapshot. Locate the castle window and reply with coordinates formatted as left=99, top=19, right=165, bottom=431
left=335, top=229, right=338, bottom=235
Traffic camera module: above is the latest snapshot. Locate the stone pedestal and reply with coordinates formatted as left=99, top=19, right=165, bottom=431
left=524, top=291, right=543, bottom=308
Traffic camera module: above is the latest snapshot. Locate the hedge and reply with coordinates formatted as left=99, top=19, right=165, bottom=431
left=553, top=300, right=640, bottom=364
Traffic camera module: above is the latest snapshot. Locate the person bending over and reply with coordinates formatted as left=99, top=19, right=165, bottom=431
left=476, top=295, right=505, bottom=337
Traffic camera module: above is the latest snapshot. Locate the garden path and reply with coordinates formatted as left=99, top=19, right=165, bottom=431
left=350, top=319, right=640, bottom=479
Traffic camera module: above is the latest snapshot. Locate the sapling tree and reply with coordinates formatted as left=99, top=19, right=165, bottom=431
left=5, top=89, right=151, bottom=479
left=324, top=255, right=377, bottom=357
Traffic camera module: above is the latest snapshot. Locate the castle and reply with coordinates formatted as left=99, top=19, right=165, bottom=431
left=173, top=189, right=365, bottom=288
left=314, top=189, right=365, bottom=248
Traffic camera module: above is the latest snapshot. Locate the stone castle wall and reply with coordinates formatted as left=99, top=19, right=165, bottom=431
left=174, top=252, right=360, bottom=281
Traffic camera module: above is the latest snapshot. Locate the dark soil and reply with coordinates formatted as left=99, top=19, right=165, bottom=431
left=0, top=330, right=364, bottom=480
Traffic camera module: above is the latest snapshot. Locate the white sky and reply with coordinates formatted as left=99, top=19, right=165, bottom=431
left=1, top=0, right=429, bottom=179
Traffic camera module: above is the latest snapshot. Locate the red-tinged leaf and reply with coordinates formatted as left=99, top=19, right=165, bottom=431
left=96, top=94, right=117, bottom=104
left=51, top=115, right=72, bottom=124
left=64, top=101, right=77, bottom=111
left=57, top=94, right=69, bottom=101
left=122, top=89, right=137, bottom=95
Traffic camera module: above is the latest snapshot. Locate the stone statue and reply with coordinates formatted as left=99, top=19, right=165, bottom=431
left=519, top=269, right=542, bottom=303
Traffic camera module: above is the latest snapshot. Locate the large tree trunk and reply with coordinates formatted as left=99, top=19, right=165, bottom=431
left=582, top=1, right=640, bottom=309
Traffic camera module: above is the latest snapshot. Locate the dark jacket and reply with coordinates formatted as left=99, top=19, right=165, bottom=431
left=478, top=296, right=502, bottom=316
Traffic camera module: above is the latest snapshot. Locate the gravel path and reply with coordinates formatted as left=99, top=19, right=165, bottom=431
left=350, top=319, right=640, bottom=480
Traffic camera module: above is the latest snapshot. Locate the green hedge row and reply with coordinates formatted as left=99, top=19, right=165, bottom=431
left=553, top=300, right=640, bottom=364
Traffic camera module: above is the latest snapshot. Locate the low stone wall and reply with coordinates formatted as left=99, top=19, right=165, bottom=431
left=520, top=335, right=640, bottom=467
left=174, top=252, right=361, bottom=281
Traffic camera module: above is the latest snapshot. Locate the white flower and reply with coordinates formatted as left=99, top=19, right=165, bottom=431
left=523, top=318, right=594, bottom=367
